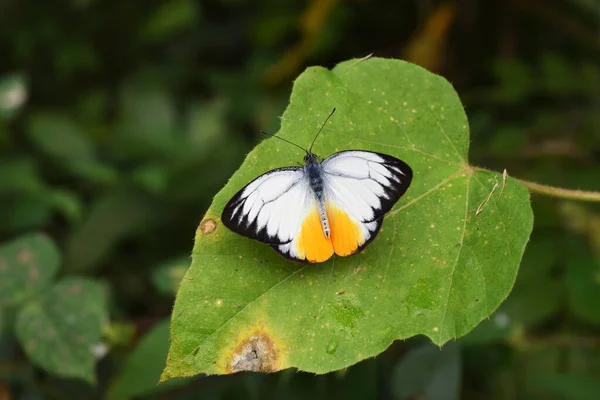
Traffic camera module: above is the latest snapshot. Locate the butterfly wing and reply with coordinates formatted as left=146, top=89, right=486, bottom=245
left=321, top=150, right=413, bottom=257
left=221, top=167, right=334, bottom=263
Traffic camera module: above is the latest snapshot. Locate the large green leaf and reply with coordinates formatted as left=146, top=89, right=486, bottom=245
left=0, top=233, right=60, bottom=306
left=15, top=278, right=107, bottom=383
left=162, top=58, right=533, bottom=379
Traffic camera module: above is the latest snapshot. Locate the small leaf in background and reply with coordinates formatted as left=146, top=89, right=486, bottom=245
left=501, top=279, right=563, bottom=329
left=140, top=0, right=199, bottom=42
left=104, top=321, right=136, bottom=348
left=0, top=197, right=54, bottom=233
left=0, top=157, right=55, bottom=232
left=559, top=202, right=600, bottom=258
left=0, top=157, right=44, bottom=196
left=162, top=58, right=534, bottom=379
left=131, top=164, right=169, bottom=194
left=49, top=189, right=84, bottom=224
left=565, top=238, right=600, bottom=326
left=152, top=257, right=189, bottom=296
left=116, top=81, right=179, bottom=158
left=186, top=98, right=228, bottom=157
left=490, top=59, right=535, bottom=103
left=15, top=278, right=107, bottom=383
left=27, top=112, right=93, bottom=161
left=0, top=73, right=28, bottom=120
left=392, top=342, right=461, bottom=400
left=529, top=373, right=600, bottom=400
left=64, top=191, right=159, bottom=273
left=539, top=52, right=574, bottom=95
left=108, top=319, right=190, bottom=400
left=0, top=233, right=60, bottom=306
left=26, top=112, right=117, bottom=185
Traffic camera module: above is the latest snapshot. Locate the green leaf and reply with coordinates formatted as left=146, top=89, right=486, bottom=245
left=162, top=58, right=534, bottom=379
left=140, top=0, right=199, bottom=41
left=27, top=112, right=93, bottom=161
left=26, top=112, right=117, bottom=184
left=64, top=190, right=158, bottom=272
left=0, top=157, right=44, bottom=196
left=0, top=233, right=60, bottom=306
left=108, top=319, right=190, bottom=400
left=116, top=81, right=178, bottom=158
left=529, top=373, right=600, bottom=400
left=392, top=342, right=461, bottom=400
left=15, top=278, right=107, bottom=383
left=566, top=238, right=600, bottom=326
left=0, top=196, right=54, bottom=233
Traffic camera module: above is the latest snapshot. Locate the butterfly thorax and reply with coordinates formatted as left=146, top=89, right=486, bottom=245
left=304, top=153, right=331, bottom=238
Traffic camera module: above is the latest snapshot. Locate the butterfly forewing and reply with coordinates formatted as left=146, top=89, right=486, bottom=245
left=221, top=167, right=309, bottom=245
left=321, top=150, right=413, bottom=222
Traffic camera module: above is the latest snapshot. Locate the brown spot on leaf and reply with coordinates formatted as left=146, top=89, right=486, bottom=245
left=227, top=327, right=282, bottom=373
left=68, top=282, right=83, bottom=295
left=18, top=249, right=32, bottom=264
left=199, top=219, right=217, bottom=235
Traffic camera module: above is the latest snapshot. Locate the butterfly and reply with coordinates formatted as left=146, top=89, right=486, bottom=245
left=221, top=109, right=413, bottom=264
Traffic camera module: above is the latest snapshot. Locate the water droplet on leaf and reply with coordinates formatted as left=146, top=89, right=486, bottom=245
left=326, top=336, right=339, bottom=355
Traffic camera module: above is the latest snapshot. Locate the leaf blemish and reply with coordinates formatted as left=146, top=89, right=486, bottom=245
left=199, top=219, right=217, bottom=235
left=225, top=326, right=283, bottom=374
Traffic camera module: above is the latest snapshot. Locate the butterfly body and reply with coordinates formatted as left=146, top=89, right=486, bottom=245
left=304, top=153, right=331, bottom=238
left=222, top=149, right=413, bottom=264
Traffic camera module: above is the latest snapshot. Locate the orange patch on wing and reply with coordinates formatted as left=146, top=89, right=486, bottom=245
left=296, top=207, right=334, bottom=263
left=327, top=204, right=365, bottom=257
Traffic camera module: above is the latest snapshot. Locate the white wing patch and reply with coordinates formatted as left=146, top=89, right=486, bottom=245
left=322, top=150, right=411, bottom=223
left=222, top=168, right=312, bottom=246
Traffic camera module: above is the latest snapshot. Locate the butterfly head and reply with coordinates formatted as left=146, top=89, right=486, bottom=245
left=303, top=152, right=320, bottom=165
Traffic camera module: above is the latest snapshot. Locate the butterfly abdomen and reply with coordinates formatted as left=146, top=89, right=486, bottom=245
left=305, top=160, right=330, bottom=238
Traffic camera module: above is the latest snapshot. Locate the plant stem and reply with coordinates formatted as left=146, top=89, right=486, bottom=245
left=518, top=179, right=600, bottom=202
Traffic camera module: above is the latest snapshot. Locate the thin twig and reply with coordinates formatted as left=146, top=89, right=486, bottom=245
left=519, top=179, right=600, bottom=202
left=473, top=166, right=600, bottom=202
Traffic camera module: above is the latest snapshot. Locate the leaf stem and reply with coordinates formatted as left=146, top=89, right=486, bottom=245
left=518, top=179, right=600, bottom=202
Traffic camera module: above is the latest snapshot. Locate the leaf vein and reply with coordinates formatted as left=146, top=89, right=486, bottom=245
left=439, top=174, right=471, bottom=343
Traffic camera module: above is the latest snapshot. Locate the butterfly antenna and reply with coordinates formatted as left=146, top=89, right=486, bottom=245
left=309, top=108, right=336, bottom=153
left=260, top=130, right=308, bottom=154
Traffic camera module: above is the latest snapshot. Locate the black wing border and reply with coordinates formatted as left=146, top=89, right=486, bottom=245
left=221, top=167, right=304, bottom=245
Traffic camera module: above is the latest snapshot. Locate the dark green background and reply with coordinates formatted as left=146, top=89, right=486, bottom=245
left=1, top=0, right=599, bottom=399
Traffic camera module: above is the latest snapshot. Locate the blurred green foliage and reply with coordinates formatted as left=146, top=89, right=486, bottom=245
left=1, top=0, right=600, bottom=399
